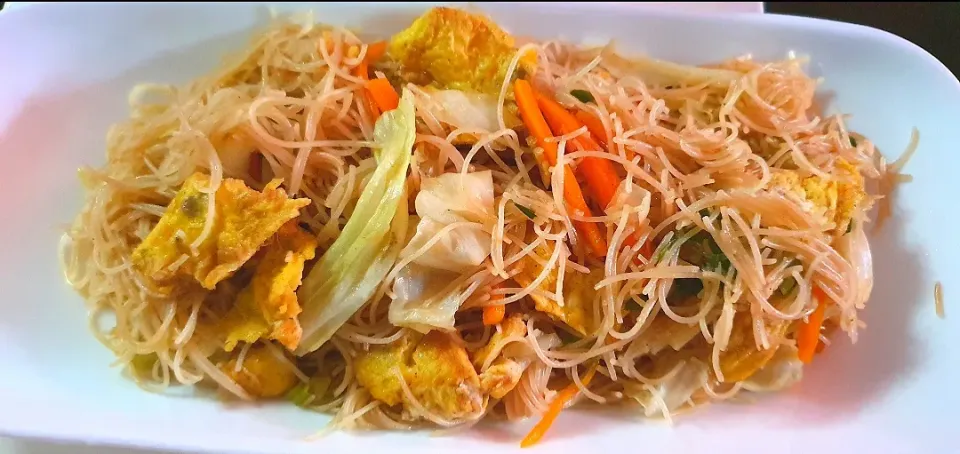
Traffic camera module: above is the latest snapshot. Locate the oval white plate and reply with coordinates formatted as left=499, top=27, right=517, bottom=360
left=0, top=2, right=957, bottom=453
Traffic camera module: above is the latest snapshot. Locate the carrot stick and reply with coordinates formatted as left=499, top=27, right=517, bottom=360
left=366, top=78, right=400, bottom=113
left=520, top=365, right=598, bottom=448
left=365, top=40, right=387, bottom=62
left=535, top=93, right=620, bottom=210
left=576, top=110, right=638, bottom=161
left=797, top=289, right=828, bottom=363
left=575, top=110, right=609, bottom=149
left=482, top=283, right=505, bottom=326
left=514, top=79, right=607, bottom=258
left=538, top=96, right=653, bottom=263
left=638, top=236, right=653, bottom=259
left=355, top=61, right=370, bottom=78
left=364, top=41, right=387, bottom=62
left=576, top=157, right=620, bottom=211
left=514, top=80, right=560, bottom=167
left=560, top=167, right=608, bottom=257
left=354, top=41, right=390, bottom=121
left=482, top=304, right=505, bottom=326
left=620, top=232, right=653, bottom=266
left=354, top=61, right=382, bottom=120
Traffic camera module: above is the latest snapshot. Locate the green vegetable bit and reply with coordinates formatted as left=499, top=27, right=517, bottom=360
left=690, top=231, right=731, bottom=276
left=670, top=278, right=704, bottom=300
left=286, top=376, right=333, bottom=408
left=570, top=89, right=595, bottom=104
left=778, top=277, right=797, bottom=296
left=286, top=382, right=313, bottom=407
left=704, top=248, right=732, bottom=275
left=515, top=202, right=536, bottom=220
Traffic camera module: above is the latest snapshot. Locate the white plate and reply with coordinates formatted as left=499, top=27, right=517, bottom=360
left=0, top=2, right=958, bottom=454
left=0, top=2, right=766, bottom=14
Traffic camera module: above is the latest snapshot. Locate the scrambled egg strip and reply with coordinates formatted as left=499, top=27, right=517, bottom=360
left=766, top=158, right=865, bottom=233
left=222, top=344, right=298, bottom=398
left=132, top=173, right=310, bottom=290
left=512, top=243, right=599, bottom=336
left=627, top=312, right=791, bottom=397
left=473, top=314, right=527, bottom=399
left=354, top=331, right=483, bottom=420
left=221, top=221, right=318, bottom=352
left=388, top=7, right=536, bottom=95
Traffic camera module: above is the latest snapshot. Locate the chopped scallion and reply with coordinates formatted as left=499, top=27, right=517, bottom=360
left=570, top=89, right=595, bottom=104
left=515, top=202, right=536, bottom=220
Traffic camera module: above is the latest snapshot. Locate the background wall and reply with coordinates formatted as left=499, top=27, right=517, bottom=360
left=765, top=2, right=958, bottom=76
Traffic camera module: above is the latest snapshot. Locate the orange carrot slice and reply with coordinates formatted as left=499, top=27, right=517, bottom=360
left=797, top=289, right=828, bottom=363
left=482, top=304, right=505, bottom=326
left=575, top=110, right=610, bottom=149
left=520, top=365, right=598, bottom=448
left=514, top=79, right=607, bottom=258
left=366, top=78, right=400, bottom=113
left=536, top=93, right=620, bottom=209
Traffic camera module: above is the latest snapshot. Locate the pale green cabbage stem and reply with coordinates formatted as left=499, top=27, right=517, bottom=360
left=295, top=89, right=415, bottom=356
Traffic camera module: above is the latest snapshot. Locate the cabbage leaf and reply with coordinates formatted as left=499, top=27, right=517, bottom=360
left=295, top=89, right=415, bottom=355
left=388, top=171, right=494, bottom=332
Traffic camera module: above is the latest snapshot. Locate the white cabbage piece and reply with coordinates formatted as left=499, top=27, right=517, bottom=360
left=402, top=217, right=490, bottom=273
left=389, top=264, right=465, bottom=334
left=626, top=359, right=709, bottom=419
left=604, top=179, right=652, bottom=220
left=741, top=343, right=804, bottom=393
left=648, top=359, right=709, bottom=416
left=429, top=89, right=500, bottom=132
left=415, top=170, right=495, bottom=224
left=389, top=170, right=495, bottom=331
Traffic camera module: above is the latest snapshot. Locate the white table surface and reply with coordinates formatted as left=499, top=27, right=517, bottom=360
left=0, top=2, right=763, bottom=453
